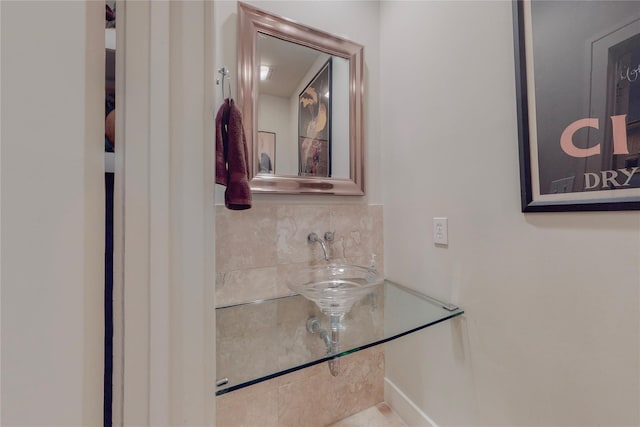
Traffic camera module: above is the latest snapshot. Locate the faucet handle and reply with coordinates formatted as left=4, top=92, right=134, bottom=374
left=308, top=232, right=319, bottom=243
left=324, top=231, right=335, bottom=242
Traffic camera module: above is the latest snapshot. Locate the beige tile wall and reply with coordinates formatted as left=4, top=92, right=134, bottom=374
left=215, top=204, right=384, bottom=307
left=215, top=204, right=385, bottom=426
left=216, top=288, right=385, bottom=394
left=216, top=346, right=385, bottom=427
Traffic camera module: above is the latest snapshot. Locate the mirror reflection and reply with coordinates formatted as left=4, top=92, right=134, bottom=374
left=256, top=33, right=350, bottom=179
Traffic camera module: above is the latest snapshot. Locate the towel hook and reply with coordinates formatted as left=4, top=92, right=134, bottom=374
left=217, top=66, right=232, bottom=100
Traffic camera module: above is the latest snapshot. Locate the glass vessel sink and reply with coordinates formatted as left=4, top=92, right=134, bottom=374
left=286, top=264, right=384, bottom=318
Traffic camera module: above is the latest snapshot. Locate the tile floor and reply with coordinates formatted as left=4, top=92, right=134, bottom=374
left=328, top=403, right=408, bottom=427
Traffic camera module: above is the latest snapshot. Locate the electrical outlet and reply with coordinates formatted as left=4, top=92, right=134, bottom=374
left=433, top=217, right=448, bottom=245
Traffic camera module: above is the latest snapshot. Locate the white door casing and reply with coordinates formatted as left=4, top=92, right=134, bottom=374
left=112, top=1, right=215, bottom=425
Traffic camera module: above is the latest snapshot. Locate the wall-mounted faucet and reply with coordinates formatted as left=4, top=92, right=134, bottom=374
left=307, top=231, right=334, bottom=261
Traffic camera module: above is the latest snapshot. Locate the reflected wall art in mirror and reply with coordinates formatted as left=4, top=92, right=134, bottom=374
left=238, top=2, right=365, bottom=195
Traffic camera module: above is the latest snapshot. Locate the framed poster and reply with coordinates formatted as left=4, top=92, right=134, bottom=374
left=298, top=58, right=332, bottom=177
left=257, top=131, right=276, bottom=175
left=514, top=0, right=640, bottom=211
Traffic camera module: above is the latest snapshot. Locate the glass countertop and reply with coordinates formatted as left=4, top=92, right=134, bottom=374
left=215, top=280, right=463, bottom=395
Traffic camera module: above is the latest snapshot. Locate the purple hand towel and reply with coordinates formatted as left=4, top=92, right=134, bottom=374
left=215, top=98, right=252, bottom=210
left=215, top=99, right=230, bottom=186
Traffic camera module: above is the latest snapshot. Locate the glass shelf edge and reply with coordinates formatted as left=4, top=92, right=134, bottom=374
left=215, top=306, right=464, bottom=396
left=215, top=280, right=464, bottom=396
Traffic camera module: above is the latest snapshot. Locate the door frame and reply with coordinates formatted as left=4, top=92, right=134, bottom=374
left=111, top=2, right=215, bottom=425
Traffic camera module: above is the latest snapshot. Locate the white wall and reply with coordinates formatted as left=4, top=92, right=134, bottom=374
left=1, top=2, right=104, bottom=425
left=381, top=2, right=640, bottom=426
left=214, top=0, right=381, bottom=204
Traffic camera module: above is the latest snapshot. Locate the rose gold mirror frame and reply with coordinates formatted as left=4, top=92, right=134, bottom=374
left=238, top=2, right=365, bottom=195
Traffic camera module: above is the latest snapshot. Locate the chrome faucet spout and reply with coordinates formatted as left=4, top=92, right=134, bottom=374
left=308, top=232, right=330, bottom=261
left=318, top=240, right=329, bottom=261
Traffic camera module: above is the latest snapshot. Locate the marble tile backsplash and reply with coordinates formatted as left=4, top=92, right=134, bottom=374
left=215, top=204, right=384, bottom=307
left=215, top=203, right=385, bottom=426
left=216, top=287, right=384, bottom=392
left=216, top=346, right=384, bottom=427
